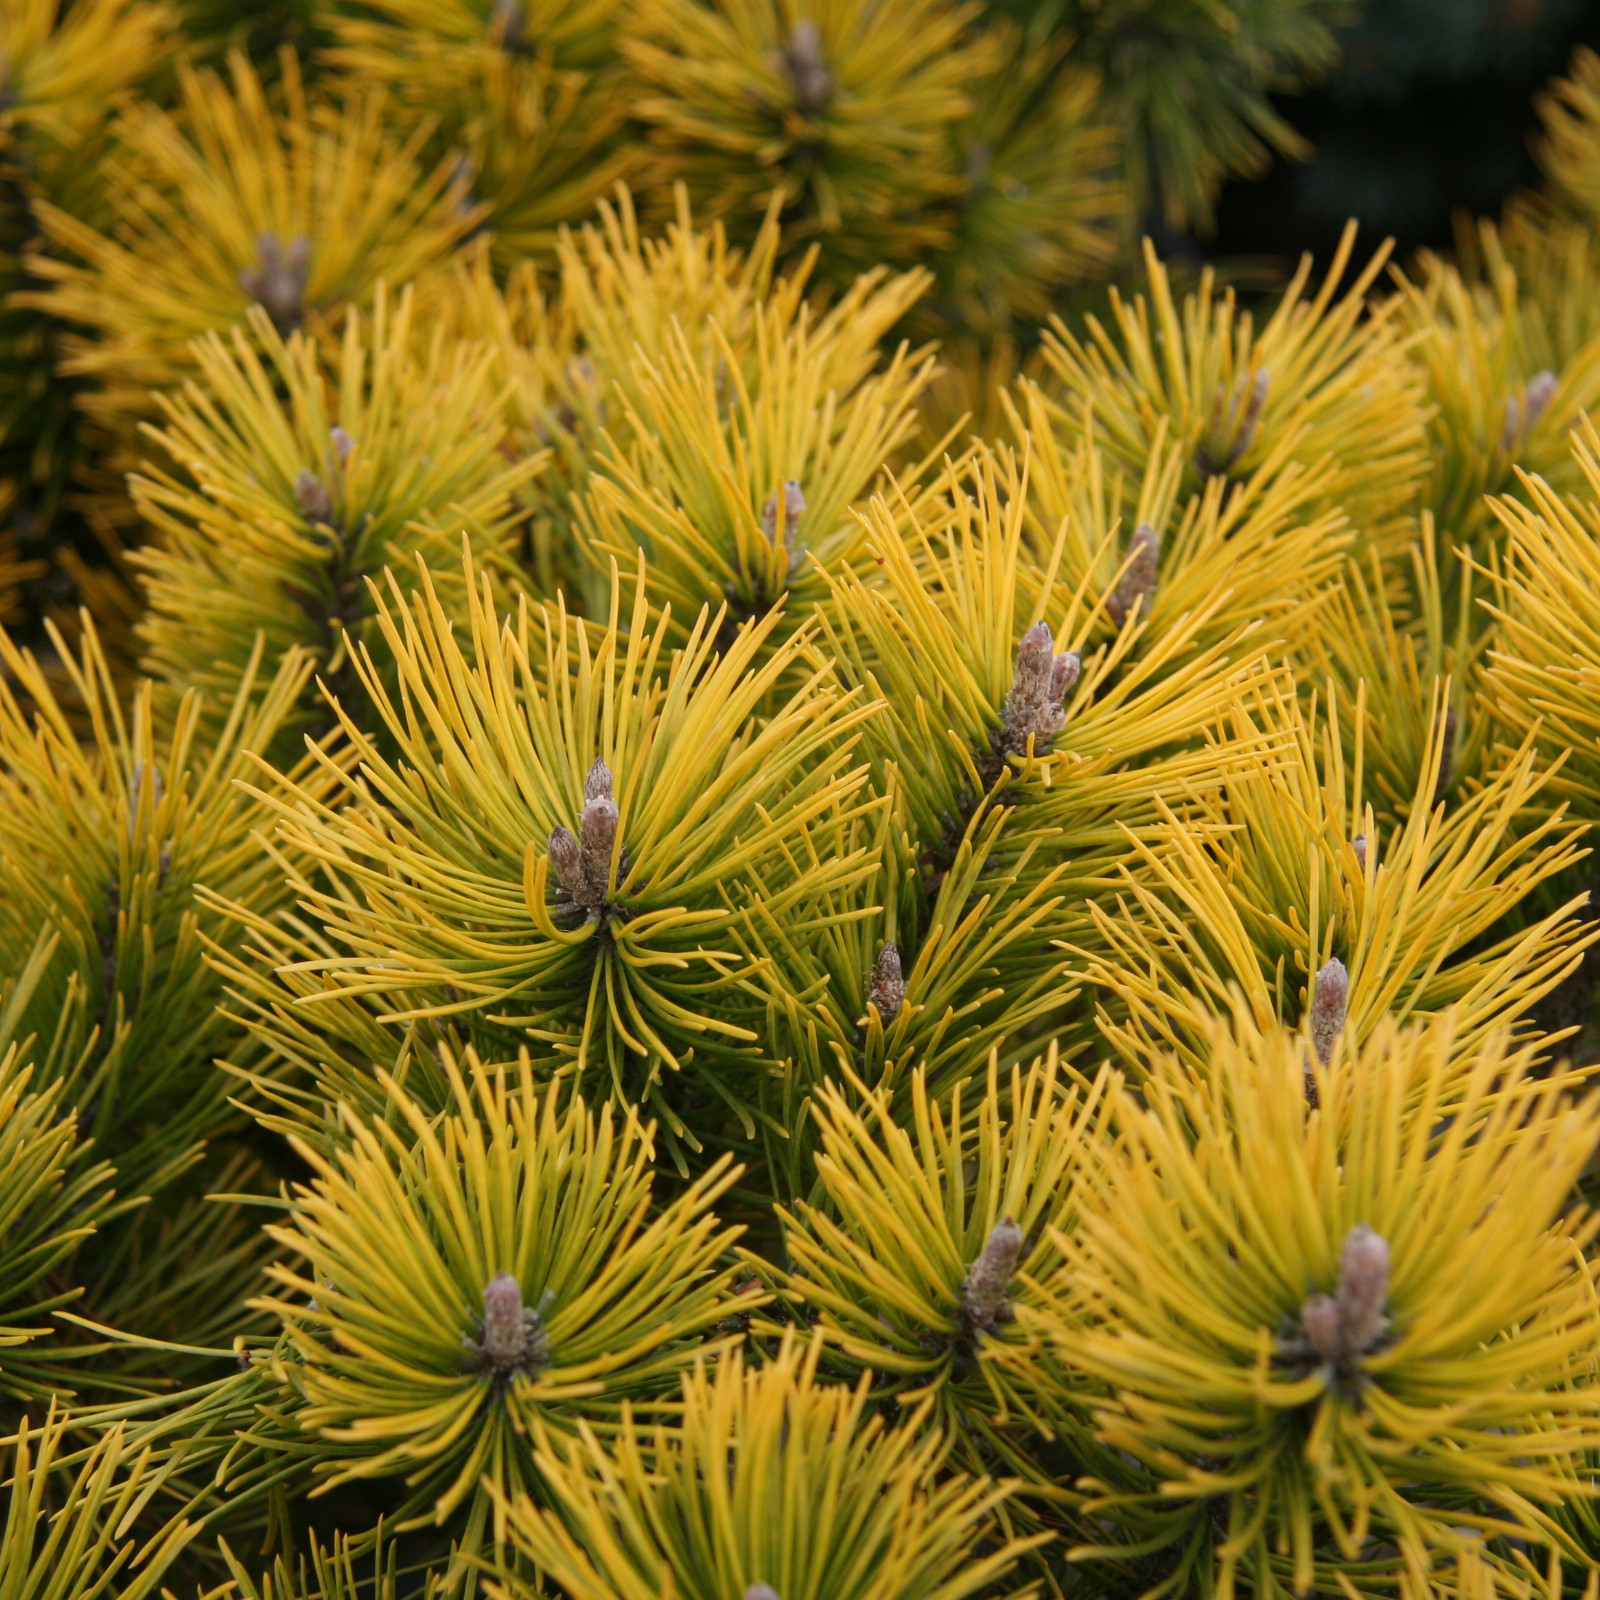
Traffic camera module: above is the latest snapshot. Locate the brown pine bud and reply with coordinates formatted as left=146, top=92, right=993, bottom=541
left=329, top=426, right=355, bottom=468
left=240, top=232, right=311, bottom=335
left=1308, top=958, right=1348, bottom=1068
left=1012, top=620, right=1054, bottom=699
left=294, top=469, right=333, bottom=526
left=491, top=0, right=524, bottom=49
left=778, top=20, right=832, bottom=114
left=1237, top=367, right=1270, bottom=457
left=548, top=826, right=583, bottom=899
left=995, top=623, right=1077, bottom=765
left=584, top=757, right=614, bottom=804
left=1350, top=834, right=1368, bottom=875
left=1335, top=1224, right=1390, bottom=1357
left=1299, top=1292, right=1341, bottom=1363
left=480, top=1271, right=528, bottom=1370
left=745, top=1587, right=782, bottom=1600
left=1106, top=522, right=1161, bottom=628
left=1196, top=368, right=1270, bottom=475
left=963, top=1218, right=1023, bottom=1337
left=579, top=794, right=619, bottom=904
left=866, top=942, right=905, bottom=1025
left=1525, top=368, right=1558, bottom=429
left=760, top=480, right=807, bottom=545
left=1501, top=369, right=1558, bottom=452
left=1049, top=649, right=1081, bottom=702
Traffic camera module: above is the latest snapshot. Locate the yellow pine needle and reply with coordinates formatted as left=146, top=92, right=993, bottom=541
left=777, top=1050, right=1114, bottom=1492
left=578, top=295, right=939, bottom=639
left=1008, top=388, right=1351, bottom=668
left=1300, top=515, right=1490, bottom=826
left=244, top=548, right=880, bottom=1156
left=490, top=1329, right=1046, bottom=1600
left=323, top=0, right=638, bottom=273
left=0, top=1401, right=200, bottom=1598
left=1483, top=413, right=1600, bottom=811
left=1018, top=1012, right=1600, bottom=1598
left=0, top=0, right=175, bottom=173
left=0, top=1051, right=127, bottom=1406
left=1394, top=245, right=1600, bottom=547
left=253, top=1048, right=750, bottom=1560
left=933, top=24, right=1123, bottom=332
left=622, top=0, right=992, bottom=276
left=0, top=613, right=314, bottom=1184
left=24, top=49, right=478, bottom=436
left=130, top=288, right=543, bottom=746
left=1079, top=671, right=1591, bottom=1077
left=1030, top=223, right=1428, bottom=554
left=816, top=445, right=1285, bottom=885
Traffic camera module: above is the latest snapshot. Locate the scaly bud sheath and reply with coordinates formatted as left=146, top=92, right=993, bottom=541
left=491, top=0, right=524, bottom=50
left=1336, top=1224, right=1390, bottom=1356
left=584, top=757, right=614, bottom=805
left=1196, top=368, right=1270, bottom=475
left=1106, top=522, right=1161, bottom=627
left=548, top=826, right=583, bottom=899
left=760, top=480, right=807, bottom=546
left=480, top=1272, right=528, bottom=1370
left=1501, top=369, right=1558, bottom=452
left=866, top=943, right=905, bottom=1025
left=1299, top=1293, right=1341, bottom=1363
left=963, top=1218, right=1023, bottom=1337
left=745, top=1587, right=782, bottom=1600
left=1308, top=958, right=1348, bottom=1068
left=995, top=623, right=1078, bottom=766
left=1350, top=834, right=1368, bottom=875
left=1295, top=1224, right=1391, bottom=1381
left=579, top=795, right=619, bottom=904
left=294, top=469, right=333, bottom=526
left=779, top=20, right=832, bottom=115
left=239, top=231, right=311, bottom=335
left=329, top=426, right=355, bottom=467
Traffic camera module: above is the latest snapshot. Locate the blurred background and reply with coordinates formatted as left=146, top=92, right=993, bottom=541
left=1209, top=0, right=1600, bottom=266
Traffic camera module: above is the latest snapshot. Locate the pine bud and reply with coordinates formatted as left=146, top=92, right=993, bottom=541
left=1308, top=958, right=1348, bottom=1068
left=1105, top=522, right=1161, bottom=627
left=1013, top=620, right=1054, bottom=699
left=294, top=469, right=333, bottom=526
left=1299, top=1293, right=1341, bottom=1363
left=491, top=0, right=524, bottom=49
left=1294, top=1224, right=1390, bottom=1380
left=240, top=232, right=311, bottom=335
left=1501, top=369, right=1557, bottom=452
left=1196, top=368, right=1269, bottom=475
left=584, top=757, right=614, bottom=805
left=760, top=480, right=807, bottom=545
left=329, top=426, right=354, bottom=468
left=866, top=943, right=905, bottom=1025
left=963, top=1217, right=1023, bottom=1337
left=1350, top=834, right=1367, bottom=875
left=745, top=1587, right=782, bottom=1600
left=579, top=794, right=619, bottom=904
left=1335, top=1224, right=1390, bottom=1357
left=1525, top=368, right=1558, bottom=428
left=995, top=623, right=1077, bottom=764
left=480, top=1271, right=528, bottom=1370
left=548, top=825, right=583, bottom=899
left=1238, top=367, right=1270, bottom=457
left=1049, top=649, right=1082, bottom=702
left=779, top=20, right=832, bottom=115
